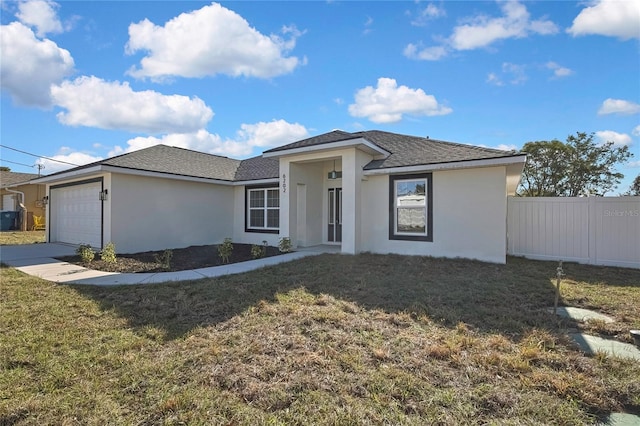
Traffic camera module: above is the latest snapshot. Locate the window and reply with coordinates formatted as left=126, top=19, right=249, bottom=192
left=246, top=185, right=279, bottom=233
left=389, top=173, right=432, bottom=241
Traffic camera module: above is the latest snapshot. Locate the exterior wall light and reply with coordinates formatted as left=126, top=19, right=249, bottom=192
left=99, top=189, right=108, bottom=201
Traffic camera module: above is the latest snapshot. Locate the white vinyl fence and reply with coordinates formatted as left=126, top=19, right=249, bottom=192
left=507, top=196, right=640, bottom=269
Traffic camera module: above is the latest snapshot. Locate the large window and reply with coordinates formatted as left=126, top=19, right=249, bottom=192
left=246, top=185, right=279, bottom=233
left=389, top=173, right=433, bottom=241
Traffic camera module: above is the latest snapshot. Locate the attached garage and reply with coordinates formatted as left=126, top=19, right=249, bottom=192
left=50, top=178, right=103, bottom=248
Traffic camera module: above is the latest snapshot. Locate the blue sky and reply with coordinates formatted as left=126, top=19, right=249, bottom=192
left=1, top=0, right=639, bottom=192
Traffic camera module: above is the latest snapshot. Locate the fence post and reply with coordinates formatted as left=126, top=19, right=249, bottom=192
left=588, top=197, right=596, bottom=265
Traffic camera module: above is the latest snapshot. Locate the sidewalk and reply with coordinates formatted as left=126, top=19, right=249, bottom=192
left=1, top=243, right=334, bottom=285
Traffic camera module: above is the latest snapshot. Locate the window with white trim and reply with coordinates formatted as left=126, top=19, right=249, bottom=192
left=246, top=186, right=279, bottom=233
left=389, top=173, right=433, bottom=241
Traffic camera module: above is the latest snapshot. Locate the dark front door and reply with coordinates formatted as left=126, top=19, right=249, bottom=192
left=328, top=188, right=342, bottom=242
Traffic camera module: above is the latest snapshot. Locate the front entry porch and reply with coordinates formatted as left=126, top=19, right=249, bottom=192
left=277, top=147, right=371, bottom=255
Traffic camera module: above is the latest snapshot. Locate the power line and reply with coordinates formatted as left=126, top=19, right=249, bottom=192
left=0, top=158, right=35, bottom=168
left=0, top=144, right=80, bottom=167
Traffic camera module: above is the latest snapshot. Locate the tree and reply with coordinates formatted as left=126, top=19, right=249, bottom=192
left=518, top=139, right=572, bottom=196
left=0, top=166, right=10, bottom=171
left=625, top=174, right=640, bottom=196
left=518, top=132, right=633, bottom=196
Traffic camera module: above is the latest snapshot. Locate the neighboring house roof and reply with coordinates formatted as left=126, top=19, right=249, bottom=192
left=266, top=130, right=523, bottom=170
left=0, top=171, right=40, bottom=188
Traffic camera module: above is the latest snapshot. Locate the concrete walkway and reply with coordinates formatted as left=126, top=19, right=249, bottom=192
left=1, top=243, right=335, bottom=285
left=548, top=306, right=615, bottom=324
left=548, top=305, right=640, bottom=361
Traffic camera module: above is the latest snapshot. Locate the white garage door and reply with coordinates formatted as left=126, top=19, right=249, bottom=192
left=50, top=180, right=102, bottom=248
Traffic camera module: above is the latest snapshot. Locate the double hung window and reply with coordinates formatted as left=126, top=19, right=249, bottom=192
left=246, top=186, right=279, bottom=233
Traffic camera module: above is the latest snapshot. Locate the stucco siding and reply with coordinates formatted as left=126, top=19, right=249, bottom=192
left=232, top=185, right=281, bottom=247
left=110, top=174, right=233, bottom=253
left=360, top=166, right=508, bottom=263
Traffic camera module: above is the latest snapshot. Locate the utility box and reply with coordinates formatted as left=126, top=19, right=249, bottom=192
left=0, top=211, right=19, bottom=231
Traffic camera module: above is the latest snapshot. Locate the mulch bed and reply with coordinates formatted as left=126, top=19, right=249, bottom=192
left=58, top=243, right=283, bottom=273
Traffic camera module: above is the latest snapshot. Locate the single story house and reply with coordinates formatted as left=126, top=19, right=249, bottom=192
left=1, top=170, right=46, bottom=230
left=33, top=130, right=526, bottom=263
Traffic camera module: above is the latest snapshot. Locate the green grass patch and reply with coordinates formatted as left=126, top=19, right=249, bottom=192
left=1, top=254, right=638, bottom=424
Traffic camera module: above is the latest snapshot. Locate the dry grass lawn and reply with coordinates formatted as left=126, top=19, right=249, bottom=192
left=1, top=251, right=639, bottom=425
left=0, top=230, right=45, bottom=246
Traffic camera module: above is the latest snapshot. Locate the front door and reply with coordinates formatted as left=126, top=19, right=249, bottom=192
left=328, top=188, right=342, bottom=242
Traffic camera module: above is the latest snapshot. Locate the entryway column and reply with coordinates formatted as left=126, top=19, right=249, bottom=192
left=341, top=150, right=361, bottom=254
left=279, top=158, right=293, bottom=246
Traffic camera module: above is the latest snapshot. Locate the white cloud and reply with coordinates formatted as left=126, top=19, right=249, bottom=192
left=598, top=98, right=640, bottom=115
left=348, top=77, right=452, bottom=124
left=633, top=125, right=640, bottom=137
left=628, top=160, right=640, bottom=168
left=496, top=144, right=518, bottom=151
left=16, top=0, right=63, bottom=37
left=50, top=76, right=214, bottom=133
left=487, top=62, right=527, bottom=86
left=595, top=130, right=632, bottom=146
left=568, top=0, right=640, bottom=40
left=405, top=1, right=557, bottom=61
left=403, top=43, right=448, bottom=61
left=410, top=3, right=446, bottom=27
left=0, top=22, right=74, bottom=107
left=234, top=120, right=308, bottom=150
left=125, top=2, right=304, bottom=80
left=110, top=119, right=309, bottom=158
left=363, top=16, right=373, bottom=35
left=546, top=61, right=573, bottom=78
left=36, top=149, right=102, bottom=174
left=486, top=72, right=503, bottom=86
left=449, top=1, right=558, bottom=50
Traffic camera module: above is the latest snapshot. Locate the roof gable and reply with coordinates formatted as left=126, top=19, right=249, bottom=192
left=264, top=130, right=357, bottom=153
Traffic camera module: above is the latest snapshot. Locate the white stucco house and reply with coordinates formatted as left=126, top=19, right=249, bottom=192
left=32, top=130, right=526, bottom=263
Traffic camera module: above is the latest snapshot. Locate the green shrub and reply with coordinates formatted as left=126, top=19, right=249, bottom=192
left=100, top=242, right=117, bottom=264
left=218, top=238, right=233, bottom=263
left=251, top=240, right=268, bottom=259
left=278, top=237, right=292, bottom=253
left=154, top=249, right=173, bottom=271
left=76, top=244, right=95, bottom=263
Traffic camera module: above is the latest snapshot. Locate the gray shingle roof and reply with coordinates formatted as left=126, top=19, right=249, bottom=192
left=266, top=129, right=522, bottom=170
left=37, top=130, right=523, bottom=184
left=103, top=145, right=240, bottom=181
left=264, top=130, right=358, bottom=153
left=1, top=171, right=40, bottom=187
left=42, top=145, right=241, bottom=182
left=234, top=155, right=279, bottom=181
left=357, top=130, right=521, bottom=170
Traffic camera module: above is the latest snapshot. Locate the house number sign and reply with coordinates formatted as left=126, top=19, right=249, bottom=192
left=282, top=173, right=287, bottom=193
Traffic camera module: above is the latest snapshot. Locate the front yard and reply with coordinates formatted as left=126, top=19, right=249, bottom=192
left=1, top=253, right=639, bottom=424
